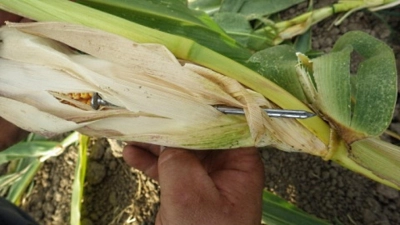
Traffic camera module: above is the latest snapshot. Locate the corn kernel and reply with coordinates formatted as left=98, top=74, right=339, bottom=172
left=80, top=93, right=90, bottom=99
left=72, top=93, right=80, bottom=100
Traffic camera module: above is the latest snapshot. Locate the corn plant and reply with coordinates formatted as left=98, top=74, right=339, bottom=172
left=71, top=134, right=89, bottom=225
left=0, top=0, right=399, bottom=224
left=0, top=132, right=90, bottom=225
left=0, top=132, right=79, bottom=204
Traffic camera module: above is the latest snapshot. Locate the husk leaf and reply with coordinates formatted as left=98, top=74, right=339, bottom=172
left=0, top=22, right=326, bottom=153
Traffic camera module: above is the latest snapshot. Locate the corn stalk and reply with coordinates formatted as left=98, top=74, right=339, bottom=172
left=0, top=0, right=399, bottom=192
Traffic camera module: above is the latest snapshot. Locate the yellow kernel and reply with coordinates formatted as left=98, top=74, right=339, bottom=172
left=71, top=93, right=80, bottom=100
left=80, top=93, right=90, bottom=99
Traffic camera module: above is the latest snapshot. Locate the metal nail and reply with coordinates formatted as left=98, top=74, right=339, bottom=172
left=214, top=106, right=315, bottom=119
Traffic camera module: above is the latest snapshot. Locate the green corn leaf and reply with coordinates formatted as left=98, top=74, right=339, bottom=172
left=247, top=45, right=307, bottom=102
left=214, top=0, right=306, bottom=49
left=1, top=132, right=79, bottom=204
left=220, top=0, right=305, bottom=19
left=0, top=164, right=34, bottom=197
left=297, top=31, right=397, bottom=143
left=6, top=158, right=41, bottom=205
left=262, top=190, right=330, bottom=225
left=0, top=173, right=21, bottom=191
left=0, top=141, right=60, bottom=165
left=311, top=45, right=353, bottom=126
left=294, top=28, right=312, bottom=54
left=75, top=0, right=252, bottom=63
left=26, top=133, right=48, bottom=142
left=293, top=1, right=315, bottom=55
left=213, top=12, right=271, bottom=50
left=70, top=134, right=89, bottom=225
left=213, top=12, right=252, bottom=46
left=334, top=31, right=397, bottom=139
left=188, top=0, right=221, bottom=14
left=219, top=0, right=243, bottom=13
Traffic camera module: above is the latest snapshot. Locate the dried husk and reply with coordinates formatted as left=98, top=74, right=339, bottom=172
left=0, top=22, right=326, bottom=154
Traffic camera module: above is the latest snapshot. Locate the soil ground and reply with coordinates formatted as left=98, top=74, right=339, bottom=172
left=4, top=0, right=400, bottom=224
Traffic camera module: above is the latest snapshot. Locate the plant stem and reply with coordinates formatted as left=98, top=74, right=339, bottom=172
left=330, top=137, right=399, bottom=190
left=70, top=134, right=89, bottom=225
left=254, top=0, right=398, bottom=36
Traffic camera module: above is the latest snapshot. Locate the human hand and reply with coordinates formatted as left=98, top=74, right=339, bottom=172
left=0, top=118, right=28, bottom=151
left=123, top=143, right=264, bottom=225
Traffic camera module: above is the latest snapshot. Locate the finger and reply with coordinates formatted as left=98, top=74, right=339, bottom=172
left=0, top=10, right=22, bottom=24
left=209, top=147, right=264, bottom=192
left=125, top=142, right=162, bottom=156
left=123, top=144, right=159, bottom=180
left=0, top=118, right=29, bottom=151
left=208, top=147, right=264, bottom=220
left=158, top=148, right=220, bottom=207
left=210, top=147, right=263, bottom=173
